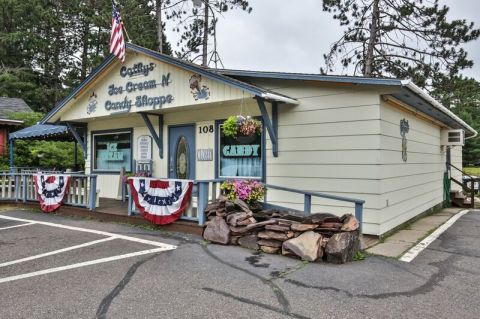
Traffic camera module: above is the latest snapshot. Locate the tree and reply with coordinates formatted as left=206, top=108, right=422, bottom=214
left=167, top=0, right=251, bottom=66
left=433, top=76, right=480, bottom=166
left=321, top=0, right=480, bottom=88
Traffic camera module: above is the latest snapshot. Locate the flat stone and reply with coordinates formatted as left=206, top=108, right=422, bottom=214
left=257, top=239, right=283, bottom=248
left=203, top=217, right=230, bottom=245
left=258, top=230, right=289, bottom=241
left=304, top=213, right=339, bottom=224
left=260, top=246, right=280, bottom=254
left=234, top=199, right=253, bottom=214
left=325, top=231, right=360, bottom=264
left=237, top=217, right=257, bottom=226
left=265, top=224, right=291, bottom=232
left=226, top=212, right=248, bottom=226
left=229, top=219, right=277, bottom=234
left=282, top=231, right=323, bottom=262
left=290, top=224, right=318, bottom=232
left=238, top=234, right=259, bottom=250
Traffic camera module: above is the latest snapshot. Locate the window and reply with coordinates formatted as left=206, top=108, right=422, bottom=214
left=93, top=131, right=132, bottom=172
left=218, top=124, right=263, bottom=179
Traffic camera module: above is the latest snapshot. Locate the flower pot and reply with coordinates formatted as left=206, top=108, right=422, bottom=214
left=236, top=134, right=257, bottom=144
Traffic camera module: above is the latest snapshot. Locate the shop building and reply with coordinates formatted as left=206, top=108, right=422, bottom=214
left=35, top=43, right=476, bottom=235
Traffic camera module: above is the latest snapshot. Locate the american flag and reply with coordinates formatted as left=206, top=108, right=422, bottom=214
left=110, top=0, right=126, bottom=63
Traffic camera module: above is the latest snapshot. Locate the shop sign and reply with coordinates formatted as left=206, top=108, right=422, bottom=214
left=103, top=61, right=174, bottom=114
left=197, top=149, right=213, bottom=161
left=103, top=143, right=124, bottom=161
left=137, top=135, right=152, bottom=162
left=222, top=144, right=260, bottom=157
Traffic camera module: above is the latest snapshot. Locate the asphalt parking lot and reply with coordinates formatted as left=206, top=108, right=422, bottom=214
left=1, top=209, right=480, bottom=319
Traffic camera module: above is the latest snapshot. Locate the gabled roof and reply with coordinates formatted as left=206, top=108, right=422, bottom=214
left=40, top=43, right=297, bottom=124
left=0, top=97, right=33, bottom=118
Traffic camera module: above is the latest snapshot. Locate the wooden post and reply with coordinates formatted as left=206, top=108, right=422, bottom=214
left=197, top=182, right=208, bottom=225
left=303, top=194, right=311, bottom=215
left=355, top=202, right=363, bottom=234
left=471, top=180, right=475, bottom=209
left=89, top=175, right=97, bottom=211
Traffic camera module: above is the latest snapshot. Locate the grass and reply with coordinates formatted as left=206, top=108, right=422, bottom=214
left=464, top=167, right=480, bottom=176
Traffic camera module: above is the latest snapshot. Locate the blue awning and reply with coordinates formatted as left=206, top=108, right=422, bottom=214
left=9, top=124, right=73, bottom=141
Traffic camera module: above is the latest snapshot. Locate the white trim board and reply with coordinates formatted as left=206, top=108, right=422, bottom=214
left=399, top=209, right=470, bottom=262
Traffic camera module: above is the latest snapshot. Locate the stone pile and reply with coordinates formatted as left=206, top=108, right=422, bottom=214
left=202, top=196, right=360, bottom=263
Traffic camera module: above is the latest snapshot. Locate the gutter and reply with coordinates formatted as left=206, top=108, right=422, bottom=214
left=261, top=92, right=299, bottom=105
left=401, top=80, right=478, bottom=139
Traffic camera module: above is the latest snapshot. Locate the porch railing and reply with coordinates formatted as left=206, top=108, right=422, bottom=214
left=127, top=179, right=365, bottom=232
left=0, top=173, right=97, bottom=211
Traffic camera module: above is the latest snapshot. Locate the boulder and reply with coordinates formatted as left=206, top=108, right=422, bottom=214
left=290, top=224, right=318, bottom=232
left=203, top=217, right=230, bottom=244
left=258, top=230, right=289, bottom=241
left=260, top=246, right=280, bottom=254
left=282, top=231, right=323, bottom=262
left=238, top=234, right=259, bottom=250
left=325, top=231, right=360, bottom=264
left=257, top=239, right=283, bottom=248
left=341, top=215, right=359, bottom=232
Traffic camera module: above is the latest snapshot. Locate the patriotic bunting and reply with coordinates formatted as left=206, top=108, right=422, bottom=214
left=128, top=178, right=193, bottom=225
left=33, top=174, right=71, bottom=213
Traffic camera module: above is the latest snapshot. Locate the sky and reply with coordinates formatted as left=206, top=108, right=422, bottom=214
left=165, top=0, right=480, bottom=80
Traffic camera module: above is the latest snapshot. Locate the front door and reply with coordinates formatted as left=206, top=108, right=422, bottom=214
left=168, top=125, right=196, bottom=180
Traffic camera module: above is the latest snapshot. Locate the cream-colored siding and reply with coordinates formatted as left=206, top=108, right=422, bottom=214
left=377, top=100, right=448, bottom=234
left=450, top=145, right=463, bottom=191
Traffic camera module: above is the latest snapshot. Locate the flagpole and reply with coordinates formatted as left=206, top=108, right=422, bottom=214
left=123, top=24, right=132, bottom=43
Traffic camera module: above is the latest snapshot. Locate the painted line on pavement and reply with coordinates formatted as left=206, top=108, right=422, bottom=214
left=0, top=215, right=176, bottom=249
left=399, top=209, right=470, bottom=263
left=0, top=222, right=36, bottom=230
left=0, top=247, right=170, bottom=284
left=0, top=237, right=116, bottom=268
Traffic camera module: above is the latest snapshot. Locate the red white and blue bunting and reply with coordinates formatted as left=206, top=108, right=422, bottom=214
left=34, top=174, right=71, bottom=213
left=128, top=178, right=193, bottom=225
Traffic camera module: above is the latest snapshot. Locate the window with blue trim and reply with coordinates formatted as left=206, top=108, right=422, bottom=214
left=218, top=124, right=263, bottom=179
left=93, top=132, right=132, bottom=172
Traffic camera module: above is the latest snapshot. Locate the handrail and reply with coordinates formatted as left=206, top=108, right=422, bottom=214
left=194, top=178, right=365, bottom=232
left=447, top=162, right=475, bottom=180
left=447, top=163, right=476, bottom=209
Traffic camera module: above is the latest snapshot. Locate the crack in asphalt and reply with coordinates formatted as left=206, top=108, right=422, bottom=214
left=95, top=253, right=165, bottom=319
left=202, top=287, right=311, bottom=319
left=201, top=245, right=294, bottom=314
left=284, top=256, right=455, bottom=300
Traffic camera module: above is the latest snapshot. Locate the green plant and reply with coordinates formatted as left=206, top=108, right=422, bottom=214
left=222, top=116, right=238, bottom=138
left=220, top=179, right=265, bottom=204
left=353, top=250, right=367, bottom=261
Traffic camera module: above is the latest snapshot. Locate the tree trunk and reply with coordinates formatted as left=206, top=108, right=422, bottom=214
left=156, top=0, right=163, bottom=53
left=364, top=0, right=380, bottom=77
left=202, top=1, right=209, bottom=66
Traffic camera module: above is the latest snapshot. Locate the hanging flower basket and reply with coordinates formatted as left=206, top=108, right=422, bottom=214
left=223, top=115, right=262, bottom=141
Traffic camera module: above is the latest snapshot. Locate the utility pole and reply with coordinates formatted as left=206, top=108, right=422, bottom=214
left=156, top=0, right=163, bottom=53
left=202, top=0, right=209, bottom=66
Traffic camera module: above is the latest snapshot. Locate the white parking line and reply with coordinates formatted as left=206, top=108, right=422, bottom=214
left=0, top=222, right=35, bottom=230
left=0, top=215, right=176, bottom=249
left=0, top=247, right=169, bottom=284
left=0, top=237, right=116, bottom=268
left=399, top=209, right=470, bottom=262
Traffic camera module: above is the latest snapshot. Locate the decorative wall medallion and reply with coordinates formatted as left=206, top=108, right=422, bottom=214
left=87, top=92, right=97, bottom=115
left=189, top=74, right=210, bottom=101
left=400, top=118, right=410, bottom=162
